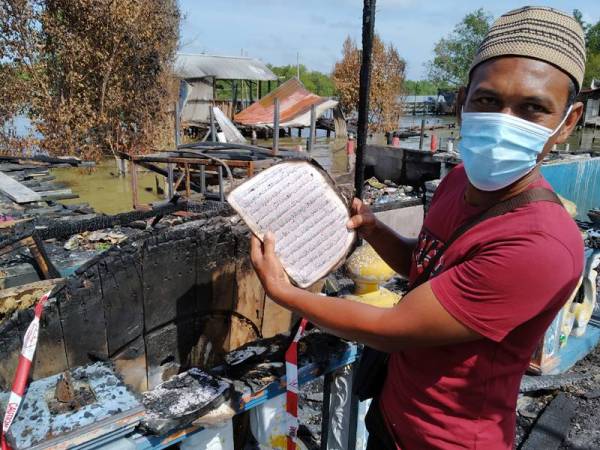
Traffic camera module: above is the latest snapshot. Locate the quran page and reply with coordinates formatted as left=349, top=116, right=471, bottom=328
left=228, top=161, right=355, bottom=288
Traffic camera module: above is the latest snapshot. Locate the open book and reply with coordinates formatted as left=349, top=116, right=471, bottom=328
left=228, top=161, right=355, bottom=288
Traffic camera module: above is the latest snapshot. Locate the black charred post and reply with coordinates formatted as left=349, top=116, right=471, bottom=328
left=354, top=0, right=376, bottom=200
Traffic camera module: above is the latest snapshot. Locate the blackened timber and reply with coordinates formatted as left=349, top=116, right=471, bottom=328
left=59, top=270, right=109, bottom=367
left=0, top=198, right=198, bottom=248
left=354, top=0, right=376, bottom=199
left=98, top=246, right=144, bottom=355
left=520, top=393, right=576, bottom=450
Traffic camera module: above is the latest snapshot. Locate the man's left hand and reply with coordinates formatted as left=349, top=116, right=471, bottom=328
left=250, top=232, right=292, bottom=301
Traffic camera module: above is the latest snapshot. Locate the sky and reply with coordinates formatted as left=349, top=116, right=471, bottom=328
left=178, top=0, right=600, bottom=80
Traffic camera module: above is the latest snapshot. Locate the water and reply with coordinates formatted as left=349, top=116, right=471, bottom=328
left=50, top=114, right=600, bottom=215
left=257, top=130, right=349, bottom=176
left=2, top=115, right=42, bottom=140
left=51, top=160, right=163, bottom=215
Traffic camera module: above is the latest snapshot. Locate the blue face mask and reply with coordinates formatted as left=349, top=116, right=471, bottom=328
left=458, top=108, right=571, bottom=191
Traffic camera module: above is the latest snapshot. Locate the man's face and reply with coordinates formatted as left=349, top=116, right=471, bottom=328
left=463, top=56, right=583, bottom=159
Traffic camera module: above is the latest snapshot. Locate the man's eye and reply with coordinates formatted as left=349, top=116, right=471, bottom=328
left=524, top=103, right=547, bottom=113
left=474, top=97, right=497, bottom=106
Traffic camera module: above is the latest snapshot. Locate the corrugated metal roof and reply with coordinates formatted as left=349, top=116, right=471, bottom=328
left=174, top=53, right=277, bottom=81
left=234, top=78, right=337, bottom=127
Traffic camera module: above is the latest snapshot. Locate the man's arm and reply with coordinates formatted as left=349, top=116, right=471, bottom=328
left=251, top=234, right=481, bottom=352
left=347, top=198, right=416, bottom=278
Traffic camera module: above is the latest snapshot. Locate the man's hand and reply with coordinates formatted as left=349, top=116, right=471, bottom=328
left=346, top=198, right=377, bottom=238
left=250, top=232, right=292, bottom=301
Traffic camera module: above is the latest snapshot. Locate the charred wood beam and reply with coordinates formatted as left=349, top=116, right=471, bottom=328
left=354, top=0, right=376, bottom=199
left=0, top=199, right=214, bottom=249
left=520, top=393, right=576, bottom=450
left=520, top=373, right=592, bottom=393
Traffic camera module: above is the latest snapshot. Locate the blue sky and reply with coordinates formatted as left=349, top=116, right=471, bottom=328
left=179, top=1, right=600, bottom=80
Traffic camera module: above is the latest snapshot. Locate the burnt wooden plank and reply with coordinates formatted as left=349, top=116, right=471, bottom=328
left=228, top=257, right=265, bottom=350
left=209, top=261, right=237, bottom=313
left=142, top=236, right=197, bottom=332
left=98, top=248, right=144, bottom=355
left=261, top=296, right=294, bottom=338
left=113, top=335, right=147, bottom=393
left=59, top=268, right=109, bottom=367
left=521, top=393, right=576, bottom=450
left=31, top=296, right=69, bottom=381
left=0, top=314, right=24, bottom=391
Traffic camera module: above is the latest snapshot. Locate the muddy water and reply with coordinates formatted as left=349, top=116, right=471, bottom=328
left=52, top=160, right=163, bottom=215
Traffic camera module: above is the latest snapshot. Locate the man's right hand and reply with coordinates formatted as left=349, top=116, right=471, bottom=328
left=346, top=197, right=378, bottom=238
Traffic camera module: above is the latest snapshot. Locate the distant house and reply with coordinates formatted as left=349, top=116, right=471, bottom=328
left=399, top=94, right=447, bottom=115
left=173, top=54, right=278, bottom=127
left=577, top=87, right=600, bottom=127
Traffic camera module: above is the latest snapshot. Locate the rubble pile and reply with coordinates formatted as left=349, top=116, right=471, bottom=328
left=516, top=345, right=600, bottom=449
left=362, top=177, right=420, bottom=206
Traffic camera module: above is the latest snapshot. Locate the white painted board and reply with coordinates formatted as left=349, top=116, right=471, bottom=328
left=0, top=171, right=41, bottom=203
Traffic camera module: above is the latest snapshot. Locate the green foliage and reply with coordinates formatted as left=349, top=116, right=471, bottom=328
left=573, top=9, right=589, bottom=34
left=585, top=52, right=600, bottom=88
left=588, top=21, right=600, bottom=54
left=427, top=8, right=493, bottom=87
left=403, top=80, right=441, bottom=95
left=267, top=64, right=335, bottom=97
left=573, top=10, right=600, bottom=88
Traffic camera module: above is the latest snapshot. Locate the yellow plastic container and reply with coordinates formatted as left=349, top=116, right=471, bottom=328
left=345, top=244, right=401, bottom=308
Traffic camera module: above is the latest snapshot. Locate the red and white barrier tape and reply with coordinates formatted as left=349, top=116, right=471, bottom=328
left=1, top=290, right=52, bottom=450
left=284, top=318, right=308, bottom=450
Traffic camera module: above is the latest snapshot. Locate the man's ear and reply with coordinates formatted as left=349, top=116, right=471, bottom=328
left=456, top=86, right=467, bottom=126
left=554, top=101, right=583, bottom=144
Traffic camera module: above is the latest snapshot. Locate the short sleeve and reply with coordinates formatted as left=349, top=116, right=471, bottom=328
left=429, top=232, right=578, bottom=342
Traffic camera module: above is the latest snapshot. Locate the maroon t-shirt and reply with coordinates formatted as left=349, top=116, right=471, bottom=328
left=380, top=165, right=584, bottom=449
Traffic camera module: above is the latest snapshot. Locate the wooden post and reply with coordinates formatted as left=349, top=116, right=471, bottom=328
left=130, top=159, right=139, bottom=209
left=167, top=164, right=174, bottom=198
left=308, top=104, right=316, bottom=152
left=273, top=97, right=280, bottom=155
left=298, top=128, right=302, bottom=138
left=258, top=80, right=262, bottom=99
left=267, top=80, right=271, bottom=93
left=200, top=165, right=206, bottom=194
left=232, top=80, right=238, bottom=116
left=209, top=106, right=217, bottom=142
left=419, top=119, right=425, bottom=150
left=249, top=80, right=254, bottom=104
left=185, top=164, right=191, bottom=198
left=218, top=166, right=225, bottom=202
left=174, top=101, right=181, bottom=148
left=354, top=2, right=376, bottom=199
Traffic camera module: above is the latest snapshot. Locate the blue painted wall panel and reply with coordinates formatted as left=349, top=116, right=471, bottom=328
left=541, top=158, right=600, bottom=221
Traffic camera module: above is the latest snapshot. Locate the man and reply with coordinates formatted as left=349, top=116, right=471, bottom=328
left=250, top=6, right=586, bottom=449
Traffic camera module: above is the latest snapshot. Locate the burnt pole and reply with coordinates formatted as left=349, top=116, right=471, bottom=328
left=273, top=97, right=280, bottom=155
left=354, top=0, right=376, bottom=200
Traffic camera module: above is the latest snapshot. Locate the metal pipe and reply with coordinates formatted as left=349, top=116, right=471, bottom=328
left=354, top=0, right=376, bottom=200
left=419, top=118, right=425, bottom=150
